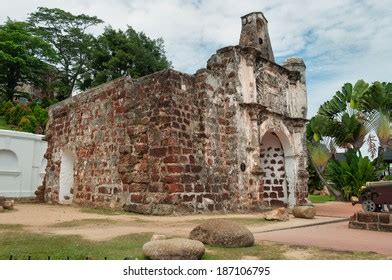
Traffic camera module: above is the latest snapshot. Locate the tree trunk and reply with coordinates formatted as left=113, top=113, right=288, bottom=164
left=314, top=165, right=344, bottom=201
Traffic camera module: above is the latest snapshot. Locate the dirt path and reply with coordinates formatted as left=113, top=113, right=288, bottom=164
left=256, top=202, right=392, bottom=257
left=255, top=221, right=392, bottom=257
left=0, top=203, right=270, bottom=240
left=0, top=203, right=343, bottom=241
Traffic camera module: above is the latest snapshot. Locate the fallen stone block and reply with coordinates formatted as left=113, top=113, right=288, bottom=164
left=292, top=205, right=316, bottom=219
left=264, top=207, right=289, bottom=221
left=189, top=219, right=254, bottom=247
left=143, top=238, right=205, bottom=260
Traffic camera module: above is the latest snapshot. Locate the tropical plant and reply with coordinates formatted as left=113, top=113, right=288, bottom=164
left=307, top=80, right=391, bottom=200
left=326, top=150, right=379, bottom=199
left=307, top=141, right=343, bottom=199
left=361, top=82, right=392, bottom=163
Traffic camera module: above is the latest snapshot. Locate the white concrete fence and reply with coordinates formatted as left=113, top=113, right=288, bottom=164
left=0, top=129, right=47, bottom=198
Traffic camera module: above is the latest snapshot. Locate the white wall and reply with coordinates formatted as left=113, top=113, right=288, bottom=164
left=0, top=129, right=47, bottom=198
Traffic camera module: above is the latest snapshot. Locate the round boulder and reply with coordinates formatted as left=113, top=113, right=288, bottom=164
left=292, top=206, right=316, bottom=219
left=189, top=219, right=254, bottom=247
left=0, top=206, right=4, bottom=213
left=143, top=238, right=205, bottom=260
left=3, top=200, right=14, bottom=210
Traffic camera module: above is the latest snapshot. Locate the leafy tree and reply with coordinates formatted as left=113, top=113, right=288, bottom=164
left=79, top=26, right=171, bottom=90
left=0, top=20, right=53, bottom=101
left=29, top=7, right=103, bottom=99
left=32, top=104, right=48, bottom=133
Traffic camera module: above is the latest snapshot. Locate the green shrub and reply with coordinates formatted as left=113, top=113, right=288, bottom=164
left=326, top=150, right=379, bottom=199
left=1, top=101, right=48, bottom=133
left=32, top=104, right=48, bottom=129
left=18, top=115, right=37, bottom=133
left=384, top=175, right=392, bottom=180
left=5, top=104, right=32, bottom=125
left=0, top=100, right=14, bottom=116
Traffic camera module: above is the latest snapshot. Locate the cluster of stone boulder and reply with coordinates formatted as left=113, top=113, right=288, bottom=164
left=143, top=219, right=255, bottom=260
left=264, top=205, right=316, bottom=221
left=0, top=196, right=15, bottom=212
left=142, top=205, right=317, bottom=260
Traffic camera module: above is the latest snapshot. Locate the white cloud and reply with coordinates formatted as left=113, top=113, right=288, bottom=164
left=1, top=0, right=391, bottom=117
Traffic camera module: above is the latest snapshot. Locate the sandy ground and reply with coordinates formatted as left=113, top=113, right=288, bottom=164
left=0, top=203, right=342, bottom=241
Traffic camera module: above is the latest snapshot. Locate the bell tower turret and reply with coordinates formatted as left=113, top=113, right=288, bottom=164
left=239, top=12, right=275, bottom=62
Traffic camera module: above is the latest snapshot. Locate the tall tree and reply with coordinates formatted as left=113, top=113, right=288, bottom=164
left=28, top=7, right=103, bottom=99
left=361, top=82, right=392, bottom=156
left=0, top=20, right=53, bottom=101
left=79, top=26, right=171, bottom=90
left=316, top=80, right=370, bottom=150
left=307, top=80, right=391, bottom=200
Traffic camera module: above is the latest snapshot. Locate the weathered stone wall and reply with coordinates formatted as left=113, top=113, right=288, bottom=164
left=45, top=78, right=131, bottom=207
left=349, top=212, right=392, bottom=232
left=44, top=12, right=309, bottom=214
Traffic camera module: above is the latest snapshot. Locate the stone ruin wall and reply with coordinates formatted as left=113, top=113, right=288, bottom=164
left=44, top=78, right=130, bottom=207
left=44, top=13, right=309, bottom=214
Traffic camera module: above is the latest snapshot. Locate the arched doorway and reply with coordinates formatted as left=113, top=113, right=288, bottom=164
left=59, top=150, right=74, bottom=204
left=260, top=132, right=288, bottom=207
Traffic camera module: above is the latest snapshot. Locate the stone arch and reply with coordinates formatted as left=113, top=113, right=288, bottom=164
left=259, top=118, right=296, bottom=207
left=59, top=149, right=75, bottom=204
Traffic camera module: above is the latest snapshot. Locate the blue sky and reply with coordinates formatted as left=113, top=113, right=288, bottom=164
left=1, top=0, right=391, bottom=117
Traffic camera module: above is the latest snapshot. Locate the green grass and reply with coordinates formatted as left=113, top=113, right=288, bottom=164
left=0, top=116, right=12, bottom=130
left=0, top=231, right=151, bottom=260
left=203, top=243, right=286, bottom=260
left=309, top=194, right=336, bottom=203
left=204, top=243, right=384, bottom=260
left=0, top=227, right=386, bottom=260
left=0, top=224, right=24, bottom=230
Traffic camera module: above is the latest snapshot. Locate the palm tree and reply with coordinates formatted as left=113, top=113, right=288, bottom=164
left=361, top=82, right=392, bottom=163
left=307, top=141, right=343, bottom=199
left=317, top=80, right=370, bottom=151
left=307, top=80, right=390, bottom=200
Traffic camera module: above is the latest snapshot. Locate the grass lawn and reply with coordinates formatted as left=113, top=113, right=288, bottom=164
left=0, top=226, right=386, bottom=260
left=0, top=116, right=12, bottom=130
left=309, top=194, right=336, bottom=203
